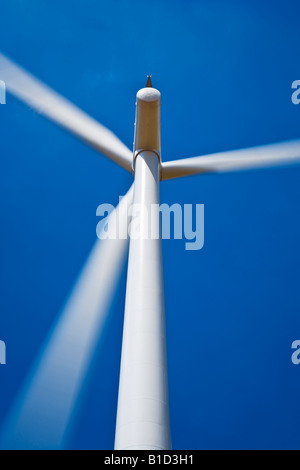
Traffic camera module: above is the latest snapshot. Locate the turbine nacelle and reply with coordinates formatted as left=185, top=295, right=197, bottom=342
left=133, top=83, right=161, bottom=172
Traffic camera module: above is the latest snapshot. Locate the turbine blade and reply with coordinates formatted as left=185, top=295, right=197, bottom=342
left=0, top=185, right=133, bottom=450
left=161, top=139, right=300, bottom=180
left=0, top=53, right=132, bottom=172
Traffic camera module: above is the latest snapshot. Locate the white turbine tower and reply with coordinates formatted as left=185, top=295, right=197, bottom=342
left=1, top=54, right=300, bottom=450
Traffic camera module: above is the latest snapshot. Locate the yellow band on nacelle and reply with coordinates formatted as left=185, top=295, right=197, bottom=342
left=134, top=87, right=161, bottom=156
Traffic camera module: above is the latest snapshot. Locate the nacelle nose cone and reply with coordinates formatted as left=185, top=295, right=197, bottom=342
left=136, top=87, right=161, bottom=103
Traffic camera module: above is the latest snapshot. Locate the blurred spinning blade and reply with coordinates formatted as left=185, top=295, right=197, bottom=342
left=161, top=139, right=300, bottom=180
left=0, top=186, right=133, bottom=450
left=0, top=53, right=132, bottom=172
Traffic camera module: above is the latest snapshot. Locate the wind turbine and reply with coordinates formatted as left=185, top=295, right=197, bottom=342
left=1, top=53, right=300, bottom=450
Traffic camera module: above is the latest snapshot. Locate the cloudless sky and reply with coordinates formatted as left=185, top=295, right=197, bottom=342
left=1, top=0, right=300, bottom=449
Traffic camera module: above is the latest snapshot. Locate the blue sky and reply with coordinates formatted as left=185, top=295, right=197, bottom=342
left=1, top=0, right=300, bottom=449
